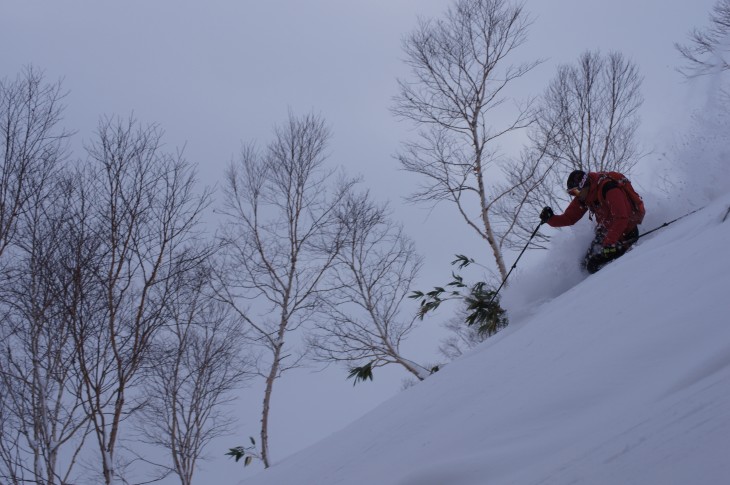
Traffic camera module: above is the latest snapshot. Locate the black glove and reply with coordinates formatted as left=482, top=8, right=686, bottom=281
left=540, top=206, right=554, bottom=224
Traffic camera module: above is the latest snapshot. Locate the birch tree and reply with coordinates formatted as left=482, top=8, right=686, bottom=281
left=0, top=67, right=82, bottom=485
left=676, top=0, right=730, bottom=77
left=72, top=116, right=212, bottom=484
left=0, top=171, right=91, bottom=485
left=535, top=51, right=643, bottom=176
left=393, top=0, right=540, bottom=280
left=137, top=263, right=253, bottom=485
left=495, top=50, right=643, bottom=246
left=308, top=192, right=431, bottom=382
left=217, top=112, right=351, bottom=468
left=0, top=65, right=70, bottom=260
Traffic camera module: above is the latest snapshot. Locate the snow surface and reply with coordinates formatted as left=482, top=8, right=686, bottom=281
left=240, top=194, right=730, bottom=485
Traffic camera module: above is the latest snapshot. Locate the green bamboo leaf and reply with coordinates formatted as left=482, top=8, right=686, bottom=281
left=347, top=362, right=374, bottom=385
left=451, top=254, right=474, bottom=269
left=226, top=447, right=246, bottom=462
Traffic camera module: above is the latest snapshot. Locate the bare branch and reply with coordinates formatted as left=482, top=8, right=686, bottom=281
left=72, top=114, right=213, bottom=485
left=676, top=0, right=730, bottom=77
left=496, top=50, right=644, bottom=248
left=136, top=264, right=253, bottom=485
left=216, top=111, right=352, bottom=468
left=0, top=65, right=71, bottom=259
left=308, top=191, right=432, bottom=382
left=393, top=0, right=542, bottom=280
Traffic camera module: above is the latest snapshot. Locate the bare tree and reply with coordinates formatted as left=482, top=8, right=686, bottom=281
left=216, top=112, right=352, bottom=468
left=496, top=50, right=644, bottom=246
left=676, top=0, right=730, bottom=77
left=0, top=68, right=85, bottom=485
left=538, top=51, right=643, bottom=175
left=492, top=143, right=555, bottom=249
left=0, top=66, right=70, bottom=259
left=393, top=0, right=541, bottom=280
left=308, top=191, right=431, bottom=382
left=0, top=385, right=25, bottom=485
left=71, top=115, right=212, bottom=484
left=0, top=171, right=96, bottom=485
left=0, top=173, right=93, bottom=485
left=438, top=310, right=488, bottom=361
left=137, top=264, right=253, bottom=485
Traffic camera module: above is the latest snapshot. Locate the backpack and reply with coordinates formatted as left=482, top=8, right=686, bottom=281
left=597, top=171, right=646, bottom=225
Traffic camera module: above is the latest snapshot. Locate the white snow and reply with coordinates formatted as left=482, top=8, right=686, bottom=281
left=240, top=193, right=730, bottom=485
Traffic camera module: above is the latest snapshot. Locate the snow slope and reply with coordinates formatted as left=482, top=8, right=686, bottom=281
left=241, top=195, right=730, bottom=485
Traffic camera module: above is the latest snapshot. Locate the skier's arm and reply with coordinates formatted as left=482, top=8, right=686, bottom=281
left=602, top=188, right=632, bottom=246
left=547, top=198, right=587, bottom=227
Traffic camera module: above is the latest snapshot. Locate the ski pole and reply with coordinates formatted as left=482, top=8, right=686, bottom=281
left=626, top=207, right=703, bottom=245
left=490, top=220, right=544, bottom=302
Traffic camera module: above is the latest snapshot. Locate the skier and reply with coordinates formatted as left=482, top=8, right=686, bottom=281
left=540, top=170, right=645, bottom=274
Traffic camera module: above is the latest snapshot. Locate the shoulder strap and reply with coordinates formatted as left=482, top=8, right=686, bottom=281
left=601, top=180, right=619, bottom=200
left=596, top=172, right=642, bottom=214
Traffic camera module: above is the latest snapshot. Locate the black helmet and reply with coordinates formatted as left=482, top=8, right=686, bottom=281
left=567, top=170, right=587, bottom=191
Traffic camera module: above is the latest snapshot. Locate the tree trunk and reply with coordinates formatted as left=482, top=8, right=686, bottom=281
left=474, top=159, right=508, bottom=280
left=260, top=341, right=282, bottom=469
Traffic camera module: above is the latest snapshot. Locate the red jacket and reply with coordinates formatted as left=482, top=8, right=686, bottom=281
left=548, top=172, right=640, bottom=246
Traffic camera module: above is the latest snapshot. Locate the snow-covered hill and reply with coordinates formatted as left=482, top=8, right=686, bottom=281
left=241, top=195, right=730, bottom=485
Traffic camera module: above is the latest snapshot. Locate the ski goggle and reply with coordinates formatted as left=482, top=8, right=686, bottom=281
left=567, top=173, right=589, bottom=197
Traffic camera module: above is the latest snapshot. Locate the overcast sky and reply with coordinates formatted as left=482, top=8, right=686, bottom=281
left=0, top=0, right=719, bottom=482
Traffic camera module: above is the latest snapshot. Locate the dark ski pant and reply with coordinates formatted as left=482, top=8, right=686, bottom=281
left=583, top=227, right=639, bottom=274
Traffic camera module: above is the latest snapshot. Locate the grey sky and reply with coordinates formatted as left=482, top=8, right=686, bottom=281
left=0, top=0, right=717, bottom=482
